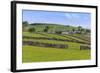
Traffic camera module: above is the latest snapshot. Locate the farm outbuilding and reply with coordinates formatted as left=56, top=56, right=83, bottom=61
left=61, top=31, right=81, bottom=34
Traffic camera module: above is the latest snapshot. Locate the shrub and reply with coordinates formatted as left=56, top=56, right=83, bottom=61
left=80, top=45, right=90, bottom=50
left=28, top=27, right=35, bottom=32
left=44, top=26, right=49, bottom=32
left=55, top=31, right=62, bottom=34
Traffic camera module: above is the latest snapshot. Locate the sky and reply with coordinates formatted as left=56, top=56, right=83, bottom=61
left=22, top=10, right=91, bottom=29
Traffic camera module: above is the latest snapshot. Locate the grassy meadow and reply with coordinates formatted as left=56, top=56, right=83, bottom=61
left=22, top=22, right=91, bottom=63
left=22, top=45, right=90, bottom=62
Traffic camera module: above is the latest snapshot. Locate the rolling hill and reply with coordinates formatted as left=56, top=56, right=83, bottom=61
left=23, top=23, right=90, bottom=33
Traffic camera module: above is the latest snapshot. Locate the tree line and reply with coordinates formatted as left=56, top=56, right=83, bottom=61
left=22, top=21, right=90, bottom=34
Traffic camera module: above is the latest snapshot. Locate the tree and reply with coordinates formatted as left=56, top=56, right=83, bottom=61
left=28, top=27, right=35, bottom=32
left=78, top=26, right=82, bottom=31
left=66, top=25, right=70, bottom=27
left=22, top=21, right=28, bottom=31
left=80, top=28, right=85, bottom=34
left=44, top=26, right=49, bottom=32
left=77, top=26, right=83, bottom=34
left=55, top=31, right=62, bottom=34
left=22, top=21, right=28, bottom=26
left=85, top=29, right=90, bottom=33
left=72, top=28, right=75, bottom=32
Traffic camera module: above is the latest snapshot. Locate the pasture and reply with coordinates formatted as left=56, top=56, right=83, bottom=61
left=22, top=31, right=91, bottom=63
left=22, top=45, right=90, bottom=62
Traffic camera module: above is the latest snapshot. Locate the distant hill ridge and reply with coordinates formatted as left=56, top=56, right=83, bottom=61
left=23, top=22, right=90, bottom=33
left=30, top=23, right=67, bottom=26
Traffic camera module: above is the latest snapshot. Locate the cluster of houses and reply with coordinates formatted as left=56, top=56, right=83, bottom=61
left=61, top=30, right=81, bottom=34
left=48, top=30, right=81, bottom=34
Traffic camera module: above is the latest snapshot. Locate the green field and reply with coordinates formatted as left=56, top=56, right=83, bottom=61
left=22, top=32, right=91, bottom=63
left=22, top=23, right=91, bottom=63
left=22, top=45, right=90, bottom=62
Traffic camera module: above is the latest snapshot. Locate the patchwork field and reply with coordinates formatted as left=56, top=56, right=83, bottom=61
left=22, top=31, right=91, bottom=63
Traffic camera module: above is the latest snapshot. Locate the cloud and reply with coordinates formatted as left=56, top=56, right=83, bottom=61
left=72, top=14, right=80, bottom=18
left=64, top=13, right=80, bottom=22
left=65, top=13, right=72, bottom=19
left=65, top=12, right=81, bottom=19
